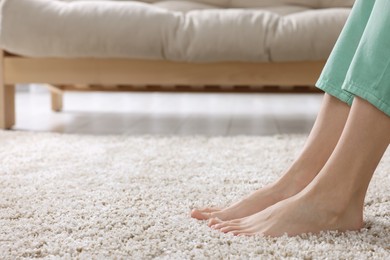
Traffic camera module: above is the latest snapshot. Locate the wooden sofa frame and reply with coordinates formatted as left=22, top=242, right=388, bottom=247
left=0, top=49, right=325, bottom=129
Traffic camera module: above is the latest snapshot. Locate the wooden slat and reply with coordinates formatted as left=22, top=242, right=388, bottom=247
left=56, top=84, right=323, bottom=93
left=3, top=57, right=325, bottom=86
left=44, top=84, right=64, bottom=94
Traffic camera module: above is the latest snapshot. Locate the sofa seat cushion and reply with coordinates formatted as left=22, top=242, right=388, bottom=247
left=0, top=0, right=352, bottom=62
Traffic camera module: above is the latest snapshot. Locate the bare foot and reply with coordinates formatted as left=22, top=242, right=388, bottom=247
left=191, top=171, right=312, bottom=222
left=208, top=184, right=364, bottom=237
left=191, top=183, right=284, bottom=221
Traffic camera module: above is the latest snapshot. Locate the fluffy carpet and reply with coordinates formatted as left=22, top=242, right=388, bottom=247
left=0, top=131, right=389, bottom=259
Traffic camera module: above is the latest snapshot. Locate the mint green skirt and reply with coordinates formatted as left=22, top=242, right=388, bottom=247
left=316, top=0, right=390, bottom=117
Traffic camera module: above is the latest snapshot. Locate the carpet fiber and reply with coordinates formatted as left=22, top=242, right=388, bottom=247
left=0, top=131, right=389, bottom=259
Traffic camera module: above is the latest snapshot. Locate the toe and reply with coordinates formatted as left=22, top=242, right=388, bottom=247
left=208, top=217, right=223, bottom=227
left=191, top=209, right=206, bottom=220
left=212, top=221, right=234, bottom=230
left=230, top=218, right=243, bottom=224
left=191, top=209, right=217, bottom=220
left=191, top=206, right=227, bottom=221
left=230, top=228, right=255, bottom=236
left=220, top=225, right=242, bottom=233
left=236, top=232, right=256, bottom=237
left=198, top=207, right=221, bottom=213
left=213, top=218, right=243, bottom=227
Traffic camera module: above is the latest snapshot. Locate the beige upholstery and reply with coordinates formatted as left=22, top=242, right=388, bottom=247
left=0, top=0, right=354, bottom=62
left=146, top=0, right=355, bottom=8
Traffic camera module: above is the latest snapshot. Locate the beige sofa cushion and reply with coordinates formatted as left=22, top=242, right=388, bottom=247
left=0, top=0, right=354, bottom=62
left=141, top=0, right=354, bottom=8
left=319, top=0, right=355, bottom=8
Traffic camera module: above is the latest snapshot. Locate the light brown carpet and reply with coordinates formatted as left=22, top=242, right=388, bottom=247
left=0, top=131, right=389, bottom=259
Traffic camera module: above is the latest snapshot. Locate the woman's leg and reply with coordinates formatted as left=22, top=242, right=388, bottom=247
left=191, top=94, right=350, bottom=221
left=191, top=0, right=375, bottom=221
left=210, top=0, right=390, bottom=236
left=210, top=97, right=390, bottom=236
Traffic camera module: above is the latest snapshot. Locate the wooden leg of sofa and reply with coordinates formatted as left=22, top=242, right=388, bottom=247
left=0, top=84, right=16, bottom=129
left=51, top=91, right=63, bottom=112
left=44, top=84, right=64, bottom=112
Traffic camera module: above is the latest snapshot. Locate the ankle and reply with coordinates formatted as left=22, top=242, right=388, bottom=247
left=303, top=184, right=365, bottom=224
left=325, top=202, right=364, bottom=229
